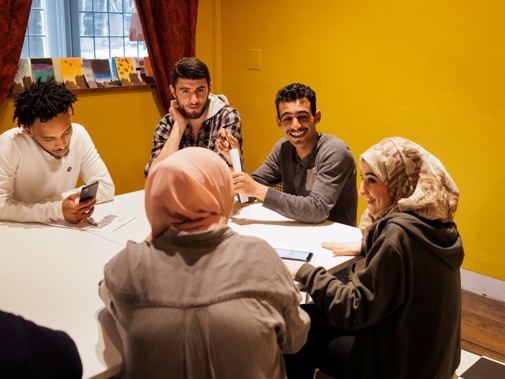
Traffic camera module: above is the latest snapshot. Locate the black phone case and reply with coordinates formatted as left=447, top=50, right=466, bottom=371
left=79, top=182, right=99, bottom=202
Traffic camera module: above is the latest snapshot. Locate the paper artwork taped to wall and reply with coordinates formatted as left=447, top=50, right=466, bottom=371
left=137, top=56, right=155, bottom=85
left=31, top=58, right=55, bottom=84
left=60, top=58, right=88, bottom=89
left=91, top=59, right=121, bottom=88
left=82, top=59, right=98, bottom=88
left=114, top=57, right=143, bottom=86
left=11, top=59, right=33, bottom=93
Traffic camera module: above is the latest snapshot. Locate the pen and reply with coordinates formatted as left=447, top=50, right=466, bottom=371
left=84, top=217, right=98, bottom=226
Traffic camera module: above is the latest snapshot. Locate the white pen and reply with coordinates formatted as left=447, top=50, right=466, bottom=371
left=84, top=217, right=98, bottom=226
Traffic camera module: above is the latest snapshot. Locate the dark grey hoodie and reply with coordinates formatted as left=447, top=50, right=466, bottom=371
left=297, top=211, right=464, bottom=379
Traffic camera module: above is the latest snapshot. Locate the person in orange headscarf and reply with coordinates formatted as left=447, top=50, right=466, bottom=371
left=284, top=137, right=464, bottom=379
left=99, top=147, right=309, bottom=379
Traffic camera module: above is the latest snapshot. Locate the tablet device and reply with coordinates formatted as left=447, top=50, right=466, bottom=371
left=79, top=181, right=99, bottom=203
left=275, top=248, right=313, bottom=262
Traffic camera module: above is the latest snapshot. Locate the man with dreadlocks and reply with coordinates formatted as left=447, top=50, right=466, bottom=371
left=0, top=80, right=114, bottom=223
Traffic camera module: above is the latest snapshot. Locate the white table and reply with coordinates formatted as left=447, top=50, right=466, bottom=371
left=229, top=201, right=363, bottom=274
left=0, top=190, right=362, bottom=378
left=93, top=190, right=363, bottom=274
left=0, top=221, right=122, bottom=379
left=89, top=190, right=150, bottom=245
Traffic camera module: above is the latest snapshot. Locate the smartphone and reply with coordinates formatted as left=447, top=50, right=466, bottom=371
left=275, top=248, right=313, bottom=262
left=79, top=181, right=99, bottom=203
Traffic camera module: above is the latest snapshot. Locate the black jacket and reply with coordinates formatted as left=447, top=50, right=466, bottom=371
left=297, top=212, right=464, bottom=378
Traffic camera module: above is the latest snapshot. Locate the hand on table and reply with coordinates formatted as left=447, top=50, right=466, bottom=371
left=321, top=241, right=361, bottom=256
left=62, top=193, right=96, bottom=224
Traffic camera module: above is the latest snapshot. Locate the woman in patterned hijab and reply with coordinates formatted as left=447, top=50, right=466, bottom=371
left=322, top=136, right=460, bottom=253
left=285, top=137, right=464, bottom=379
left=358, top=136, right=460, bottom=235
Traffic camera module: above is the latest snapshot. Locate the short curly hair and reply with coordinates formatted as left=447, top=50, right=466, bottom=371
left=13, top=80, right=77, bottom=128
left=275, top=83, right=317, bottom=117
left=171, top=57, right=211, bottom=87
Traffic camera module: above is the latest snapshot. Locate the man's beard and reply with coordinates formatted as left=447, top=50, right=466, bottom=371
left=35, top=140, right=70, bottom=159
left=177, top=97, right=210, bottom=120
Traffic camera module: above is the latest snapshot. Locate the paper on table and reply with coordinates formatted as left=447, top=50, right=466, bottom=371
left=231, top=203, right=295, bottom=222
left=43, top=213, right=135, bottom=234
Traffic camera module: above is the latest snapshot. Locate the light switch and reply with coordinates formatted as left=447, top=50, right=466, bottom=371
left=247, top=49, right=261, bottom=70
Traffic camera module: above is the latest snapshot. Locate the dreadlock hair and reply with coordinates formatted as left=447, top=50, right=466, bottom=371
left=13, top=79, right=77, bottom=128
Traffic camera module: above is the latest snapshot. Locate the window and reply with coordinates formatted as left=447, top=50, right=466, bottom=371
left=72, top=0, right=147, bottom=58
left=22, top=0, right=47, bottom=57
left=21, top=0, right=147, bottom=59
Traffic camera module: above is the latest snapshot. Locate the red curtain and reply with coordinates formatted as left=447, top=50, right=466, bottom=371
left=134, top=0, right=198, bottom=111
left=0, top=0, right=32, bottom=107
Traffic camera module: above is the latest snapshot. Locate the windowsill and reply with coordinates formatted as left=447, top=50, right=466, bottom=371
left=8, top=83, right=157, bottom=97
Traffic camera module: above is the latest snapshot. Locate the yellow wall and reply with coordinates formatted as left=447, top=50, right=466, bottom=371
left=195, top=0, right=221, bottom=90
left=217, top=0, right=505, bottom=280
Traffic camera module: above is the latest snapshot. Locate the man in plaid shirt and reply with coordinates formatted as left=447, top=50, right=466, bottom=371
left=144, top=57, right=242, bottom=176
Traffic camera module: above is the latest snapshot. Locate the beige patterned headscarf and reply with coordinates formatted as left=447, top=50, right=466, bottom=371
left=145, top=147, right=234, bottom=237
left=359, top=137, right=459, bottom=234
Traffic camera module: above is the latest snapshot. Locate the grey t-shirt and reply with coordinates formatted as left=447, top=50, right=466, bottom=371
left=252, top=133, right=357, bottom=226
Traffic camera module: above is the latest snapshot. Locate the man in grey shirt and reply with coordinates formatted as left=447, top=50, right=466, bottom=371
left=219, top=83, right=357, bottom=281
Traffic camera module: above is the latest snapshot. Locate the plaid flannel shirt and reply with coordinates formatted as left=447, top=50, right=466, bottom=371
left=144, top=95, right=242, bottom=176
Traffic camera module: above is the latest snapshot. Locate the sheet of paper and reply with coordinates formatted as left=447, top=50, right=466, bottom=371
left=231, top=202, right=295, bottom=222
left=43, top=213, right=135, bottom=234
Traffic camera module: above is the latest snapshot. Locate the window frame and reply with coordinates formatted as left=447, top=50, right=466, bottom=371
left=22, top=0, right=146, bottom=59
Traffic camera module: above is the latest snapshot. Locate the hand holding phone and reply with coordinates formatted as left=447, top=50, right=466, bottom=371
left=62, top=185, right=97, bottom=224
left=79, top=181, right=99, bottom=203
left=275, top=248, right=313, bottom=262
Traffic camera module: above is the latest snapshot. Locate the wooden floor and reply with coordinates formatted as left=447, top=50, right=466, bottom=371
left=461, top=289, right=505, bottom=363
